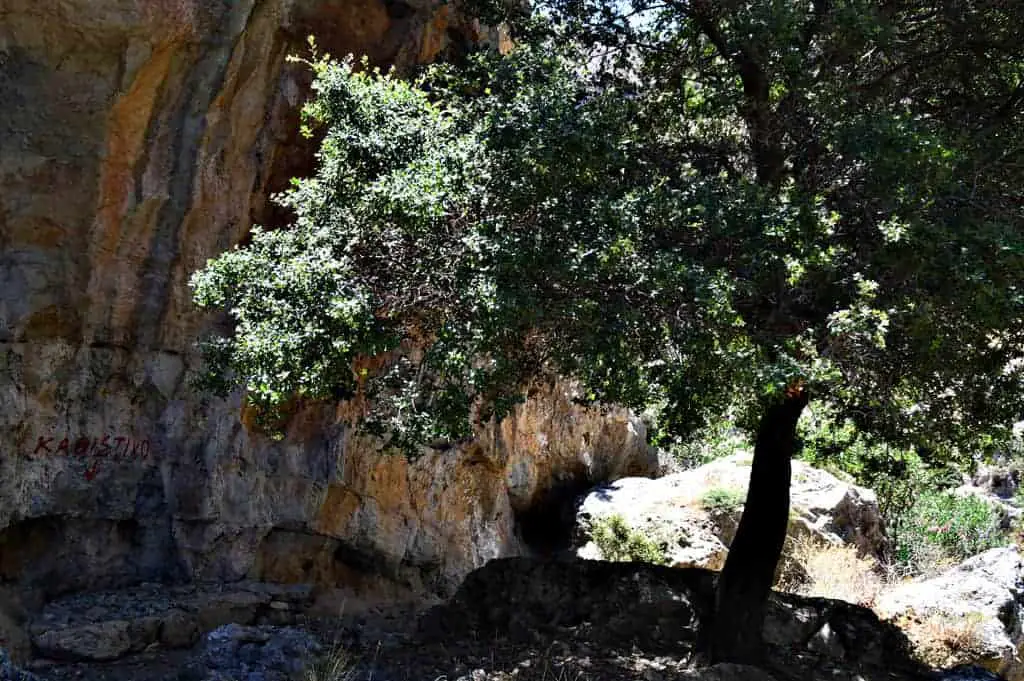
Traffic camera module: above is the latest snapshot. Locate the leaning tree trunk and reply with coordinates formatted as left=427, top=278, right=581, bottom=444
left=709, top=384, right=809, bottom=664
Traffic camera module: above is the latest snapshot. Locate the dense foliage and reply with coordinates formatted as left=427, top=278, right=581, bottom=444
left=795, top=406, right=1012, bottom=575
left=193, top=4, right=1024, bottom=457
left=892, top=490, right=1008, bottom=574
left=192, top=4, right=1024, bottom=660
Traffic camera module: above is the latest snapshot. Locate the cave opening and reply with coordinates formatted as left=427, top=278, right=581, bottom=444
left=514, top=479, right=595, bottom=556
left=0, top=515, right=178, bottom=600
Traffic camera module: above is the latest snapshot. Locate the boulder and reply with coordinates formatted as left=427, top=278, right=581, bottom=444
left=972, top=462, right=1023, bottom=501
left=765, top=591, right=920, bottom=669
left=188, top=624, right=322, bottom=681
left=576, top=477, right=730, bottom=570
left=32, top=620, right=133, bottom=662
left=418, top=556, right=925, bottom=678
left=875, top=547, right=1024, bottom=680
left=0, top=599, right=30, bottom=665
left=27, top=581, right=314, bottom=663
left=160, top=609, right=200, bottom=649
left=680, top=664, right=778, bottom=681
left=575, top=453, right=888, bottom=574
left=936, top=666, right=1008, bottom=681
left=418, top=557, right=714, bottom=653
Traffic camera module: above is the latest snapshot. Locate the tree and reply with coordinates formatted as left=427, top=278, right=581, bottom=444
left=192, top=2, right=1024, bottom=665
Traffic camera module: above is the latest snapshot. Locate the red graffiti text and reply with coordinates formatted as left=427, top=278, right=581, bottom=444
left=27, top=434, right=152, bottom=462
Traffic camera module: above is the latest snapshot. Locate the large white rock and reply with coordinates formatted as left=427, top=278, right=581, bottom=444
left=575, top=474, right=730, bottom=570
left=575, top=453, right=888, bottom=571
left=875, top=548, right=1024, bottom=680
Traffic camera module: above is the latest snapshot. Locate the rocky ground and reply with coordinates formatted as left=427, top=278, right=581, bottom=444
left=1, top=556, right=974, bottom=681
left=4, top=458, right=1021, bottom=681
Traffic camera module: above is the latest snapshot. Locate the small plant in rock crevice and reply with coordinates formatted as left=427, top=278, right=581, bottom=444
left=303, top=642, right=357, bottom=681
left=589, top=514, right=672, bottom=566
left=698, top=487, right=746, bottom=514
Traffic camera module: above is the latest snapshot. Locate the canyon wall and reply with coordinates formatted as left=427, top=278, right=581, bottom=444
left=0, top=0, right=656, bottom=604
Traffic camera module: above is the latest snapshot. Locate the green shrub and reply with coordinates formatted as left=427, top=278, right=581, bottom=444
left=795, top=403, right=982, bottom=566
left=891, top=491, right=1008, bottom=576
left=699, top=487, right=746, bottom=513
left=590, top=514, right=670, bottom=565
left=798, top=402, right=1011, bottom=575
left=797, top=404, right=925, bottom=502
left=651, top=409, right=753, bottom=470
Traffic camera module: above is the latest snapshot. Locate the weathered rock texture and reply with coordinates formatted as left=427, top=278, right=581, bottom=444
left=188, top=623, right=322, bottom=681
left=876, top=548, right=1024, bottom=680
left=0, top=648, right=40, bottom=681
left=417, top=557, right=927, bottom=681
left=575, top=453, right=888, bottom=574
left=27, top=581, right=314, bottom=662
left=0, top=0, right=655, bottom=611
left=971, top=464, right=1022, bottom=501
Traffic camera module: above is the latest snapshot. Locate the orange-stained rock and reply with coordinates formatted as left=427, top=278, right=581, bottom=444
left=0, top=0, right=657, bottom=601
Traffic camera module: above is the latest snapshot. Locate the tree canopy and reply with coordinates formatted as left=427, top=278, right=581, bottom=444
left=193, top=1, right=1024, bottom=453
left=192, top=0, right=1024, bottom=663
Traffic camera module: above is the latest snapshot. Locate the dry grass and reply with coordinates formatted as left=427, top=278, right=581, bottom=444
left=777, top=539, right=884, bottom=608
left=304, top=643, right=358, bottom=681
left=776, top=540, right=994, bottom=670
left=895, top=610, right=989, bottom=669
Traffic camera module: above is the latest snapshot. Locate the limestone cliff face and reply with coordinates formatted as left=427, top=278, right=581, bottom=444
left=0, top=0, right=655, bottom=601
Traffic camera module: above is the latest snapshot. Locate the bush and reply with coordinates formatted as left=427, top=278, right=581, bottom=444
left=795, top=402, right=1007, bottom=575
left=896, top=610, right=988, bottom=669
left=797, top=405, right=929, bottom=521
left=589, top=514, right=670, bottom=565
left=652, top=410, right=752, bottom=470
left=304, top=643, right=355, bottom=681
left=699, top=487, right=746, bottom=513
left=891, top=491, right=1008, bottom=576
left=778, top=540, right=883, bottom=607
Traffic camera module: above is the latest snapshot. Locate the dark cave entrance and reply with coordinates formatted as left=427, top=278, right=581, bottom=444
left=514, top=479, right=595, bottom=556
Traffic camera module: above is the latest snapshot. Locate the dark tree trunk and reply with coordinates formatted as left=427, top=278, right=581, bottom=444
left=708, top=386, right=809, bottom=665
